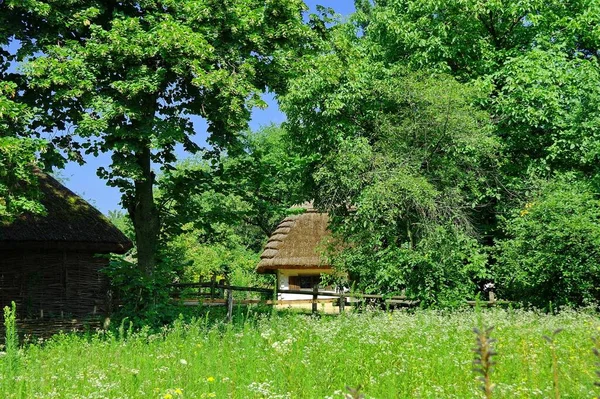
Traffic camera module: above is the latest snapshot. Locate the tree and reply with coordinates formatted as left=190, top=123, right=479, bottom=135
left=281, top=16, right=499, bottom=304
left=353, top=0, right=600, bottom=181
left=19, top=0, right=311, bottom=275
left=320, top=0, right=600, bottom=305
left=158, top=125, right=311, bottom=281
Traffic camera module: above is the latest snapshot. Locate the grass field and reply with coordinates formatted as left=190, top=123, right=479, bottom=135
left=1, top=308, right=599, bottom=398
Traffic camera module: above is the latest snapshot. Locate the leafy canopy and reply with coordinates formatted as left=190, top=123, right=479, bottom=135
left=17, top=0, right=312, bottom=275
left=281, top=16, right=500, bottom=304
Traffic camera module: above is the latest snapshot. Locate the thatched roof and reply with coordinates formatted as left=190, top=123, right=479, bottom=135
left=256, top=205, right=332, bottom=273
left=0, top=171, right=132, bottom=253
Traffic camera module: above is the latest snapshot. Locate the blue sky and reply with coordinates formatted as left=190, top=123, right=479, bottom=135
left=50, top=0, right=357, bottom=214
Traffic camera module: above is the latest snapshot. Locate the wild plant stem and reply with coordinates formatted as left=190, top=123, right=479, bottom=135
left=592, top=336, right=600, bottom=399
left=543, top=329, right=563, bottom=399
left=473, top=326, right=496, bottom=399
left=551, top=344, right=560, bottom=399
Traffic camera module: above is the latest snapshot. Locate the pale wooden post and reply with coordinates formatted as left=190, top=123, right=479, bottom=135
left=488, top=290, right=496, bottom=304
left=226, top=278, right=233, bottom=323
left=339, top=292, right=345, bottom=313
left=225, top=275, right=233, bottom=323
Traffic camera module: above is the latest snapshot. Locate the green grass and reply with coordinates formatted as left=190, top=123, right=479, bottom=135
left=1, top=308, right=599, bottom=398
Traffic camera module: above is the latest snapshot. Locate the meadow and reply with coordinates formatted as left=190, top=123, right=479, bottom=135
left=1, top=308, right=599, bottom=399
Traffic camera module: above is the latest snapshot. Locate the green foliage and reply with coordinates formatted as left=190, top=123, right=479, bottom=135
left=20, top=0, right=312, bottom=179
left=495, top=175, right=600, bottom=308
left=0, top=81, right=30, bottom=135
left=494, top=47, right=600, bottom=178
left=0, top=137, right=46, bottom=221
left=160, top=125, right=311, bottom=241
left=353, top=0, right=545, bottom=78
left=283, top=31, right=498, bottom=304
left=165, top=224, right=262, bottom=287
left=106, top=210, right=135, bottom=242
left=102, top=255, right=183, bottom=328
left=354, top=0, right=600, bottom=180
left=0, top=21, right=46, bottom=221
left=336, top=225, right=488, bottom=306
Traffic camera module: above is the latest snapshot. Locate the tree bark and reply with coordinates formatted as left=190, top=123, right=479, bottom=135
left=129, top=145, right=160, bottom=276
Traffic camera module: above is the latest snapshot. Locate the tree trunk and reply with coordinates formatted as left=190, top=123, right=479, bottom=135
left=129, top=146, right=160, bottom=276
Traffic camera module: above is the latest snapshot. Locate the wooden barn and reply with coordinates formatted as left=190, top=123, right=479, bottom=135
left=256, top=205, right=336, bottom=301
left=0, top=172, right=132, bottom=320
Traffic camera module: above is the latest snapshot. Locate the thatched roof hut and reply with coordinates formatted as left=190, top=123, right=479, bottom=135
left=256, top=205, right=335, bottom=298
left=256, top=206, right=332, bottom=274
left=0, top=172, right=132, bottom=320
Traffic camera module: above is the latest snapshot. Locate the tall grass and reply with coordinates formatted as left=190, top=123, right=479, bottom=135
left=0, top=308, right=598, bottom=398
left=593, top=332, right=600, bottom=399
left=2, top=302, right=19, bottom=376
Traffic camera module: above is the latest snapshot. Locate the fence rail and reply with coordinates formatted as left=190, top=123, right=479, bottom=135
left=169, top=282, right=504, bottom=320
left=171, top=282, right=274, bottom=294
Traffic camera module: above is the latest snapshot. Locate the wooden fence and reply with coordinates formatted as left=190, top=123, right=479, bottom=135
left=169, top=282, right=506, bottom=320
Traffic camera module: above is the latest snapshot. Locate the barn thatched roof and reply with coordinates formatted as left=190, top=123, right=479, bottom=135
left=256, top=205, right=332, bottom=273
left=0, top=171, right=132, bottom=253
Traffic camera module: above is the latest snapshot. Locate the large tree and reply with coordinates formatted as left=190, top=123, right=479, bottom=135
left=281, top=16, right=500, bottom=304
left=16, top=0, right=311, bottom=275
left=285, top=0, right=600, bottom=305
left=353, top=0, right=600, bottom=182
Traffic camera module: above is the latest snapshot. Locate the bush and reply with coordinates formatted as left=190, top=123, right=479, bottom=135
left=102, top=255, right=183, bottom=329
left=334, top=225, right=488, bottom=307
left=495, top=175, right=600, bottom=308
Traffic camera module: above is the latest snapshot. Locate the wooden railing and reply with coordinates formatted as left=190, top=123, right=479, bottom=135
left=169, top=282, right=506, bottom=320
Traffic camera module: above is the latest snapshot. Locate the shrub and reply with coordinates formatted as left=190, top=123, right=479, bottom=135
left=495, top=175, right=600, bottom=308
left=334, top=225, right=488, bottom=307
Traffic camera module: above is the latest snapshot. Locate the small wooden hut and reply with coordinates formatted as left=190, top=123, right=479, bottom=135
left=256, top=205, right=335, bottom=300
left=0, top=172, right=132, bottom=320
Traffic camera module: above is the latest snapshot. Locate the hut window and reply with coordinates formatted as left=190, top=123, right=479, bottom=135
left=288, top=275, right=321, bottom=290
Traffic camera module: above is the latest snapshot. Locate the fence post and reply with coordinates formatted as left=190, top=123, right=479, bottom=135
left=339, top=292, right=345, bottom=313
left=312, top=285, right=318, bottom=314
left=226, top=281, right=233, bottom=323
left=198, top=275, right=203, bottom=299
left=210, top=274, right=216, bottom=300
left=488, top=290, right=496, bottom=304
